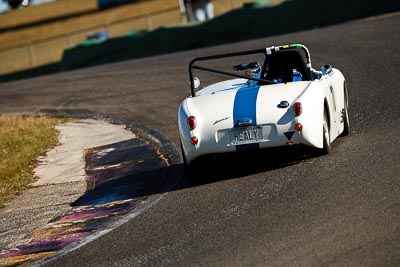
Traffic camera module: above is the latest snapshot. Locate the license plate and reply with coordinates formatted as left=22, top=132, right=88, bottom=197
left=230, top=126, right=263, bottom=145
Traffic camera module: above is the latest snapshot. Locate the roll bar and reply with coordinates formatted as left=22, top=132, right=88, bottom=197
left=188, top=44, right=312, bottom=97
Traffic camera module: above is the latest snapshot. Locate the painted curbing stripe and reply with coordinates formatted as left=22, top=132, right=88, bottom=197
left=32, top=192, right=168, bottom=267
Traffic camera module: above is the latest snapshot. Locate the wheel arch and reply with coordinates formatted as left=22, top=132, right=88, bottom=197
left=296, top=83, right=326, bottom=149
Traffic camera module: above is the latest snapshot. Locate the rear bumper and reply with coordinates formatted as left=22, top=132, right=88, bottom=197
left=181, top=124, right=316, bottom=165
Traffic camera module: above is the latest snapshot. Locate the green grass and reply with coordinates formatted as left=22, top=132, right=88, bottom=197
left=0, top=116, right=71, bottom=207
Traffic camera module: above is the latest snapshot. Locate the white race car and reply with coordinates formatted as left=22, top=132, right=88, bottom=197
left=178, top=44, right=349, bottom=166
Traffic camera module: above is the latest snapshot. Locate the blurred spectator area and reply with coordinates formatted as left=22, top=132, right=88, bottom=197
left=0, top=0, right=269, bottom=75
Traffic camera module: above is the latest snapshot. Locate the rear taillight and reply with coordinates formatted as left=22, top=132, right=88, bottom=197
left=187, top=116, right=196, bottom=130
left=294, top=123, right=303, bottom=131
left=293, top=102, right=302, bottom=116
left=190, top=136, right=198, bottom=145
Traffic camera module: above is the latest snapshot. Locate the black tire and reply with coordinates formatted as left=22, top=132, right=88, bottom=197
left=180, top=140, right=209, bottom=177
left=340, top=87, right=350, bottom=136
left=180, top=140, right=188, bottom=166
left=341, top=106, right=350, bottom=136
left=321, top=109, right=331, bottom=155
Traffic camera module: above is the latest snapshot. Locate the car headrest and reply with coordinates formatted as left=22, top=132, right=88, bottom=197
left=265, top=50, right=311, bottom=82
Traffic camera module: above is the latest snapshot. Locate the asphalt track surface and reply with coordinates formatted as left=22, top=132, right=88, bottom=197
left=1, top=13, right=400, bottom=266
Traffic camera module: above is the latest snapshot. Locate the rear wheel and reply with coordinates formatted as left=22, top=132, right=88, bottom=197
left=180, top=140, right=212, bottom=178
left=341, top=106, right=350, bottom=136
left=321, top=109, right=331, bottom=155
left=180, top=140, right=188, bottom=166
left=341, top=87, right=350, bottom=136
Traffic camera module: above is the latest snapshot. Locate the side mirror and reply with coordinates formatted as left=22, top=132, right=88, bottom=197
left=321, top=64, right=333, bottom=75
left=193, top=77, right=201, bottom=90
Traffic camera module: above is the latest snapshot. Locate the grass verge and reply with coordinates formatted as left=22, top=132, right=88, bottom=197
left=0, top=116, right=71, bottom=207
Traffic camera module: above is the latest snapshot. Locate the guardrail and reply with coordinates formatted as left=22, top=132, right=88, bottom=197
left=0, top=0, right=242, bottom=75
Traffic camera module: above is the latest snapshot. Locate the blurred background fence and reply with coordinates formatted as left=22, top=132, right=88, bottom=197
left=0, top=0, right=255, bottom=75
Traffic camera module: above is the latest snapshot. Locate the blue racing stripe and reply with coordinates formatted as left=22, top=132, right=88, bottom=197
left=233, top=86, right=260, bottom=127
